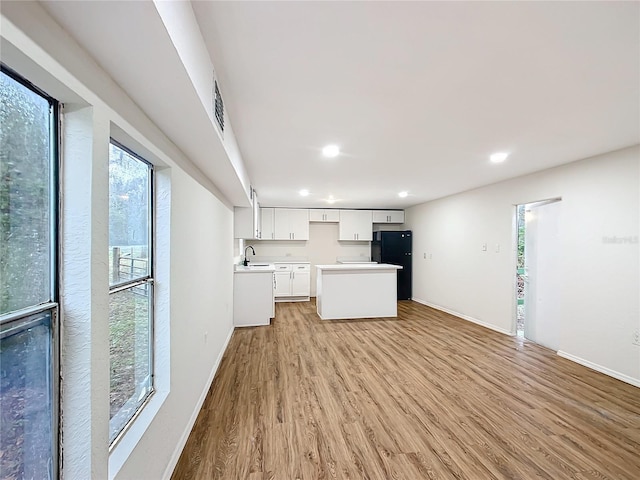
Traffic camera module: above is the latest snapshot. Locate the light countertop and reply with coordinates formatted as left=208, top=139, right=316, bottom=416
left=316, top=264, right=402, bottom=271
left=234, top=265, right=276, bottom=273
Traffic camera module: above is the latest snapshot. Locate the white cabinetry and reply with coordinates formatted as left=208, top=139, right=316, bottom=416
left=260, top=207, right=275, bottom=240
left=233, top=270, right=274, bottom=326
left=339, top=210, right=372, bottom=241
left=309, top=209, right=340, bottom=222
left=234, top=205, right=262, bottom=239
left=273, top=263, right=310, bottom=301
left=274, top=208, right=309, bottom=240
left=372, top=210, right=405, bottom=224
left=234, top=189, right=261, bottom=239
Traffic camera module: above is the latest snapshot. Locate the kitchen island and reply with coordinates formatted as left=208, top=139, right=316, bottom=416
left=315, top=264, right=403, bottom=320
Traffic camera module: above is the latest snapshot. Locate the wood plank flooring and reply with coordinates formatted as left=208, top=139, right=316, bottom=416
left=172, top=300, right=640, bottom=479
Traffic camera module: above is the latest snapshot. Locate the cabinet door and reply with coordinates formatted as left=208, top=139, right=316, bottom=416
left=388, top=210, right=405, bottom=223
left=291, top=270, right=310, bottom=296
left=309, top=209, right=325, bottom=222
left=253, top=193, right=261, bottom=238
left=273, top=208, right=291, bottom=240
left=355, top=210, right=373, bottom=240
left=274, top=271, right=291, bottom=296
left=340, top=210, right=372, bottom=240
left=372, top=211, right=391, bottom=223
left=339, top=210, right=358, bottom=240
left=234, top=206, right=254, bottom=239
left=288, top=209, right=309, bottom=240
left=310, top=209, right=339, bottom=222
left=261, top=208, right=275, bottom=240
left=324, top=210, right=340, bottom=222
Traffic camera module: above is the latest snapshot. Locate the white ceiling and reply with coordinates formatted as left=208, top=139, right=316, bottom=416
left=36, top=1, right=639, bottom=210
left=193, top=1, right=639, bottom=208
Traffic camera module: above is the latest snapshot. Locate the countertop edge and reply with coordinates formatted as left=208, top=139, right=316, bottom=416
left=316, top=264, right=403, bottom=270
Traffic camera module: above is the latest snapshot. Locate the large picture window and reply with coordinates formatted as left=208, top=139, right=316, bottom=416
left=0, top=67, right=59, bottom=478
left=108, top=140, right=154, bottom=444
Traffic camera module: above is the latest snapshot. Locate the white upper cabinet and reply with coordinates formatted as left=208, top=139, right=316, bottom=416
left=261, top=207, right=275, bottom=240
left=234, top=206, right=261, bottom=239
left=372, top=210, right=405, bottom=224
left=233, top=189, right=262, bottom=239
left=338, top=210, right=372, bottom=241
left=309, top=209, right=340, bottom=222
left=274, top=208, right=309, bottom=240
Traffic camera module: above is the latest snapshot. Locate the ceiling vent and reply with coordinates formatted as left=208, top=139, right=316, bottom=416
left=213, top=79, right=224, bottom=135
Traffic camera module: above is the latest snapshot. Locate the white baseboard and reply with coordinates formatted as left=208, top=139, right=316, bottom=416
left=412, top=299, right=640, bottom=388
left=162, top=326, right=235, bottom=480
left=412, top=298, right=513, bottom=336
left=557, top=350, right=640, bottom=388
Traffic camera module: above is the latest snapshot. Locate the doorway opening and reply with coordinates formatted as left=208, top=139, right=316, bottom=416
left=514, top=198, right=562, bottom=348
left=516, top=204, right=526, bottom=338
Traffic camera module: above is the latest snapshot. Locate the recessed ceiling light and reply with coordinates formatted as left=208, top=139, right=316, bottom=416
left=299, top=189, right=309, bottom=196
left=490, top=152, right=509, bottom=163
left=322, top=144, right=340, bottom=158
left=398, top=191, right=408, bottom=198
left=326, top=195, right=336, bottom=204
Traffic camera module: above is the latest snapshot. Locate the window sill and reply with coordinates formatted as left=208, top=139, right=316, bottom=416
left=108, top=388, right=168, bottom=479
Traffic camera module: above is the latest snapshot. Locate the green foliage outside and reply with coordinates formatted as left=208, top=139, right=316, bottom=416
left=517, top=204, right=525, bottom=269
left=0, top=72, right=52, bottom=315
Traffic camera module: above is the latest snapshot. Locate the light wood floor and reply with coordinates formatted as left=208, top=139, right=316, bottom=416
left=172, top=300, right=640, bottom=479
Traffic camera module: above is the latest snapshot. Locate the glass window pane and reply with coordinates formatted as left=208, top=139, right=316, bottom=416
left=109, top=284, right=152, bottom=443
left=109, top=143, right=151, bottom=286
left=0, top=71, right=53, bottom=314
left=0, top=311, right=54, bottom=479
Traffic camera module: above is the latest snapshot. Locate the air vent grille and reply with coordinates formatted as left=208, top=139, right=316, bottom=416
left=214, top=80, right=224, bottom=133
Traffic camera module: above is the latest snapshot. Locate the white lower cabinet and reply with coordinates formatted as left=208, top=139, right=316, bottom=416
left=233, top=270, right=274, bottom=327
left=273, top=263, right=310, bottom=301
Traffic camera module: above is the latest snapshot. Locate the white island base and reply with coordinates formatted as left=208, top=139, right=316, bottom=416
left=316, top=264, right=403, bottom=320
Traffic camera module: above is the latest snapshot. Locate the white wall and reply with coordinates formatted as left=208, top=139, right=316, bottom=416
left=247, top=223, right=371, bottom=296
left=117, top=167, right=234, bottom=480
left=1, top=3, right=235, bottom=479
left=405, top=146, right=640, bottom=386
left=153, top=0, right=252, bottom=202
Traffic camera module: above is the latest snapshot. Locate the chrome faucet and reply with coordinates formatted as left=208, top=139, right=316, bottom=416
left=243, top=245, right=256, bottom=266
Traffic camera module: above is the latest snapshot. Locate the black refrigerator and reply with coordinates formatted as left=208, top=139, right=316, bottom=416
left=371, top=230, right=412, bottom=300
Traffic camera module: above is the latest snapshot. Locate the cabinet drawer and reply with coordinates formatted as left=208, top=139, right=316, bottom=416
left=292, top=264, right=310, bottom=271
left=274, top=264, right=292, bottom=271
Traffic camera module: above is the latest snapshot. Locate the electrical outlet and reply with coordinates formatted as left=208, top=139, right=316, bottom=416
left=633, top=330, right=640, bottom=346
left=423, top=253, right=426, bottom=259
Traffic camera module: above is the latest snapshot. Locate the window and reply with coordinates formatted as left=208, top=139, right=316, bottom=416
left=108, top=140, right=154, bottom=444
left=0, top=67, right=59, bottom=479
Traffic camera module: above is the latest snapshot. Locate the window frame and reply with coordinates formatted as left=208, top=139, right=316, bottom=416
left=0, top=64, right=60, bottom=480
left=107, top=138, right=156, bottom=448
